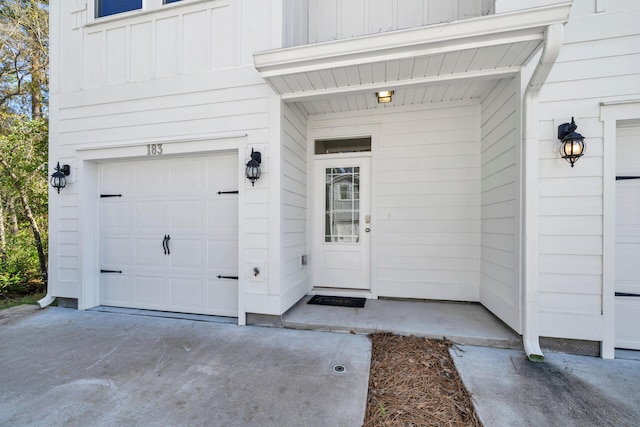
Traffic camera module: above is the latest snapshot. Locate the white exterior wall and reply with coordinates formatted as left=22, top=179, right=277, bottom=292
left=280, top=102, right=309, bottom=311
left=49, top=0, right=285, bottom=317
left=535, top=0, right=640, bottom=342
left=307, top=0, right=493, bottom=44
left=282, top=0, right=308, bottom=47
left=479, top=78, right=521, bottom=333
left=309, top=101, right=481, bottom=301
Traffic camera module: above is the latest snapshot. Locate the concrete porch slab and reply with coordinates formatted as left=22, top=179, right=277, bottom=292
left=282, top=296, right=522, bottom=349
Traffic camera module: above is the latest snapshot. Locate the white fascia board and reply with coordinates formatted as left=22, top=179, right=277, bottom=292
left=254, top=2, right=571, bottom=77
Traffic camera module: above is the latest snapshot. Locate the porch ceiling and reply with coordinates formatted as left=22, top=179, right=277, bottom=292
left=254, top=3, right=571, bottom=115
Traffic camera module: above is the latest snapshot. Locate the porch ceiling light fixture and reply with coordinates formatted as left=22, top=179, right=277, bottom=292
left=557, top=117, right=586, bottom=168
left=246, top=148, right=262, bottom=186
left=375, top=90, right=394, bottom=104
left=50, top=162, right=71, bottom=193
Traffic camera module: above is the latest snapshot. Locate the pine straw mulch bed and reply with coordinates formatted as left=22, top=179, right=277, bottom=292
left=364, top=333, right=482, bottom=427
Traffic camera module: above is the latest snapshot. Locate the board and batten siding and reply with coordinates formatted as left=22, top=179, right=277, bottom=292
left=307, top=0, right=494, bottom=45
left=280, top=103, right=309, bottom=311
left=534, top=2, right=640, bottom=341
left=479, top=78, right=521, bottom=333
left=56, top=0, right=273, bottom=94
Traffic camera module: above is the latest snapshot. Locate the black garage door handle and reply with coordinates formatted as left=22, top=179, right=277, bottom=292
left=162, top=235, right=171, bottom=255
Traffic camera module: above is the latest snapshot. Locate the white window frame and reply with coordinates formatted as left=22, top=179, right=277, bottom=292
left=87, top=0, right=225, bottom=25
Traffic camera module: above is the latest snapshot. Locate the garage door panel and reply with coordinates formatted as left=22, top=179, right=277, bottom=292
left=135, top=238, right=168, bottom=267
left=100, top=153, right=238, bottom=317
left=615, top=124, right=640, bottom=349
left=134, top=275, right=166, bottom=307
left=206, top=153, right=237, bottom=187
left=101, top=274, right=133, bottom=306
left=615, top=298, right=640, bottom=350
left=616, top=184, right=640, bottom=214
left=102, top=237, right=132, bottom=265
left=169, top=276, right=206, bottom=310
left=208, top=239, right=238, bottom=269
left=170, top=239, right=205, bottom=269
left=207, top=278, right=238, bottom=317
left=616, top=243, right=640, bottom=286
left=101, top=202, right=130, bottom=232
left=101, top=163, right=133, bottom=195
left=170, top=200, right=205, bottom=232
left=134, top=162, right=166, bottom=196
left=170, top=159, right=206, bottom=194
left=207, top=199, right=238, bottom=235
left=135, top=201, right=165, bottom=230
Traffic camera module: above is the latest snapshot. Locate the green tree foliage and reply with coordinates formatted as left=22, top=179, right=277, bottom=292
left=1, top=0, right=48, bottom=117
left=0, top=0, right=49, bottom=298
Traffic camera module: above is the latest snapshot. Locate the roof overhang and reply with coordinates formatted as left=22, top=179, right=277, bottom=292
left=254, top=3, right=571, bottom=111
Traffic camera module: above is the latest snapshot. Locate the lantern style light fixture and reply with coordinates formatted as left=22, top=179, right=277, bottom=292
left=557, top=117, right=586, bottom=168
left=375, top=90, right=394, bottom=104
left=245, top=148, right=262, bottom=186
left=50, top=162, right=71, bottom=193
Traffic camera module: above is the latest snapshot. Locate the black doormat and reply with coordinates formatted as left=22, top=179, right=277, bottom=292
left=307, top=295, right=366, bottom=308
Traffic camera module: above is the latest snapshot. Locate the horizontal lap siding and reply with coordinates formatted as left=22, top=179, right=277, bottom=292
left=280, top=103, right=308, bottom=311
left=376, top=103, right=480, bottom=301
left=537, top=5, right=640, bottom=340
left=479, top=78, right=520, bottom=332
left=50, top=0, right=277, bottom=303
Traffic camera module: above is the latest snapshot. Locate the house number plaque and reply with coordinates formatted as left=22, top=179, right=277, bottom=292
left=146, top=143, right=164, bottom=156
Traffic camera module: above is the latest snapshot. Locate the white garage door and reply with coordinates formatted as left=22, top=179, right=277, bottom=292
left=99, top=152, right=239, bottom=317
left=615, top=123, right=640, bottom=350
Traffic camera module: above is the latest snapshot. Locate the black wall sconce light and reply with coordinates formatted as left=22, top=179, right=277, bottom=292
left=50, top=162, right=71, bottom=193
left=246, top=148, right=261, bottom=186
left=557, top=117, right=586, bottom=168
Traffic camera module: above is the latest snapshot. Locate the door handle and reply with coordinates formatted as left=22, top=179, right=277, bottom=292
left=365, top=227, right=371, bottom=233
left=162, top=235, right=171, bottom=255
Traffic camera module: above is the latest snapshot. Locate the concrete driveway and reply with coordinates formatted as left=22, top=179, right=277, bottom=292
left=2, top=305, right=640, bottom=427
left=451, top=345, right=640, bottom=426
left=0, top=307, right=370, bottom=427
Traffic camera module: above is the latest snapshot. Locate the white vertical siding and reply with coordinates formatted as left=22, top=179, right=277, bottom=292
left=479, top=78, right=520, bottom=332
left=282, top=0, right=309, bottom=47
left=62, top=1, right=271, bottom=93
left=307, top=0, right=493, bottom=44
left=280, top=103, right=309, bottom=311
left=536, top=4, right=640, bottom=340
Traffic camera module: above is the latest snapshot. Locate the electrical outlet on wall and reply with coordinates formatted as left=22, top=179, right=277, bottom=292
left=249, top=262, right=266, bottom=282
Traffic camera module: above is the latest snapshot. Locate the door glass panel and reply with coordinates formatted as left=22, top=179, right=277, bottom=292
left=325, top=167, right=360, bottom=243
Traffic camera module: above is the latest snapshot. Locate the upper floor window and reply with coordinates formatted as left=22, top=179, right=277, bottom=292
left=96, top=0, right=142, bottom=18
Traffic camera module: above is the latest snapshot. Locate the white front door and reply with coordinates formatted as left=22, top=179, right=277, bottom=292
left=615, top=124, right=640, bottom=350
left=313, top=157, right=371, bottom=290
left=99, top=153, right=239, bottom=317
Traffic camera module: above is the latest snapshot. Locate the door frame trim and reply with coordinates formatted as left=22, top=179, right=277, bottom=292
left=307, top=122, right=380, bottom=298
left=601, top=100, right=640, bottom=358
